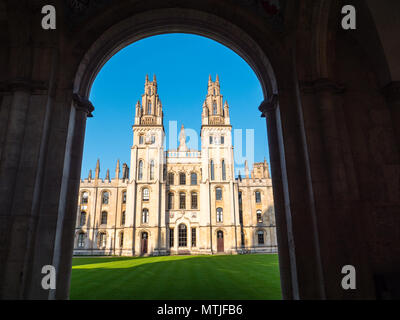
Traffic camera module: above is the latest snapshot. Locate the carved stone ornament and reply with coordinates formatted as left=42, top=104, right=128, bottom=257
left=258, top=94, right=278, bottom=117
left=72, top=93, right=95, bottom=117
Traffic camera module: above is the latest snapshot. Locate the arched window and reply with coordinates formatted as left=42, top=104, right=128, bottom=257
left=78, top=233, right=85, bottom=248
left=80, top=211, right=86, bottom=226
left=168, top=192, right=174, bottom=210
left=191, top=228, right=197, bottom=247
left=222, top=160, right=226, bottom=181
left=210, top=160, right=215, bottom=180
left=209, top=136, right=213, bottom=144
left=150, top=160, right=155, bottom=180
left=143, top=188, right=149, bottom=201
left=258, top=230, right=265, bottom=245
left=178, top=224, right=187, bottom=247
left=120, top=232, right=124, bottom=247
left=255, top=191, right=261, bottom=203
left=121, top=211, right=126, bottom=225
left=81, top=191, right=88, bottom=204
left=148, top=101, right=152, bottom=114
left=216, top=187, right=222, bottom=201
left=142, top=208, right=149, bottom=224
left=179, top=192, right=186, bottom=209
left=179, top=172, right=186, bottom=185
left=101, top=211, right=108, bottom=225
left=257, top=210, right=263, bottom=223
left=168, top=172, right=174, bottom=185
left=216, top=207, right=223, bottom=222
left=99, top=232, right=106, bottom=248
left=138, top=161, right=143, bottom=180
left=122, top=191, right=126, bottom=204
left=190, top=172, right=197, bottom=185
left=139, top=135, right=144, bottom=144
left=151, top=135, right=156, bottom=144
left=191, top=192, right=198, bottom=209
left=213, top=101, right=217, bottom=115
left=221, top=135, right=225, bottom=145
left=102, top=191, right=109, bottom=204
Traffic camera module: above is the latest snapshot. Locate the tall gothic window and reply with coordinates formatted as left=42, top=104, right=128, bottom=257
left=120, top=232, right=124, bottom=247
left=213, top=101, right=217, bottom=115
left=179, top=173, right=186, bottom=185
left=143, top=188, right=149, bottom=201
left=257, top=210, right=263, bottom=223
left=209, top=136, right=213, bottom=144
left=216, top=187, right=222, bottom=201
left=121, top=211, right=126, bottom=226
left=80, top=211, right=86, bottom=226
left=148, top=101, right=152, bottom=114
left=178, top=224, right=187, bottom=247
left=191, top=228, right=197, bottom=247
left=142, top=209, right=149, bottom=224
left=238, top=191, right=243, bottom=224
left=99, top=232, right=106, bottom=248
left=258, top=230, right=265, bottom=245
left=150, top=160, right=155, bottom=180
left=221, top=135, right=225, bottom=145
left=216, top=207, right=223, bottom=223
left=210, top=160, right=215, bottom=180
left=255, top=191, right=261, bottom=203
left=78, top=233, right=85, bottom=248
left=179, top=193, right=186, bottom=209
left=222, top=160, right=226, bottom=181
left=169, top=228, right=174, bottom=247
left=139, top=135, right=144, bottom=144
left=101, top=211, right=108, bottom=225
left=81, top=191, right=88, bottom=204
left=168, top=192, right=174, bottom=210
left=191, top=172, right=197, bottom=185
left=168, top=172, right=174, bottom=185
left=138, top=161, right=143, bottom=180
left=191, top=192, right=198, bottom=209
left=102, top=191, right=109, bottom=204
left=122, top=191, right=126, bottom=204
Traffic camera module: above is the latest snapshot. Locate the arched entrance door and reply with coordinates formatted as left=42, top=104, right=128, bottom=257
left=141, top=232, right=148, bottom=254
left=217, top=230, right=224, bottom=253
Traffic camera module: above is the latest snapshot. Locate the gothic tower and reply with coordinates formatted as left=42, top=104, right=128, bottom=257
left=127, top=74, right=166, bottom=255
left=200, top=75, right=237, bottom=253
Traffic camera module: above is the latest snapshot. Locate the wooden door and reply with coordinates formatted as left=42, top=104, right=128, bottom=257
left=141, top=232, right=148, bottom=254
left=217, top=231, right=224, bottom=252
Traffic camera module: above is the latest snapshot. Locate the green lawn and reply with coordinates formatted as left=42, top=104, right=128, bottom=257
left=70, top=254, right=281, bottom=300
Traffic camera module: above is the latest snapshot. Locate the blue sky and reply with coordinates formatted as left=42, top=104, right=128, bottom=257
left=82, top=33, right=269, bottom=179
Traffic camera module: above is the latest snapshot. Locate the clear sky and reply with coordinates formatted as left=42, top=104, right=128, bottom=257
left=82, top=33, right=269, bottom=179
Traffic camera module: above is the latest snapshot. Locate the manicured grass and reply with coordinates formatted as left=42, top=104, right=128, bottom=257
left=70, top=254, right=281, bottom=300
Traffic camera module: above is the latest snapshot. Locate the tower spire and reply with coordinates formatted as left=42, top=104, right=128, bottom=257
left=105, top=169, right=110, bottom=182
left=178, top=124, right=188, bottom=151
left=115, top=159, right=120, bottom=179
left=95, top=159, right=100, bottom=180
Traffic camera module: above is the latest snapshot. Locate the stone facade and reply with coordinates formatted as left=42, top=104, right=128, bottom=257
left=73, top=75, right=277, bottom=256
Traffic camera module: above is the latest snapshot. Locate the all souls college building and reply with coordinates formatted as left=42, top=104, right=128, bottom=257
left=73, top=75, right=277, bottom=256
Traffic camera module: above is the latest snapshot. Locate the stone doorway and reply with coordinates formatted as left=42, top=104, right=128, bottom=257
left=217, top=231, right=224, bottom=253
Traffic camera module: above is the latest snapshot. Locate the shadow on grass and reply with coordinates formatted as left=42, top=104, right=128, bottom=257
left=70, top=254, right=282, bottom=300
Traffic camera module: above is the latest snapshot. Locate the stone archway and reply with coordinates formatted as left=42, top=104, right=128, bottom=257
left=1, top=0, right=399, bottom=300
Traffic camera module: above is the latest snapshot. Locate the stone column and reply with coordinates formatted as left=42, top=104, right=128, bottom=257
left=258, top=94, right=293, bottom=300
left=49, top=94, right=94, bottom=299
left=382, top=82, right=400, bottom=152
left=300, top=79, right=375, bottom=299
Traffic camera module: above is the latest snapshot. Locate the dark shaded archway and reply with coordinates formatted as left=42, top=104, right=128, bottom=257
left=0, top=0, right=399, bottom=300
